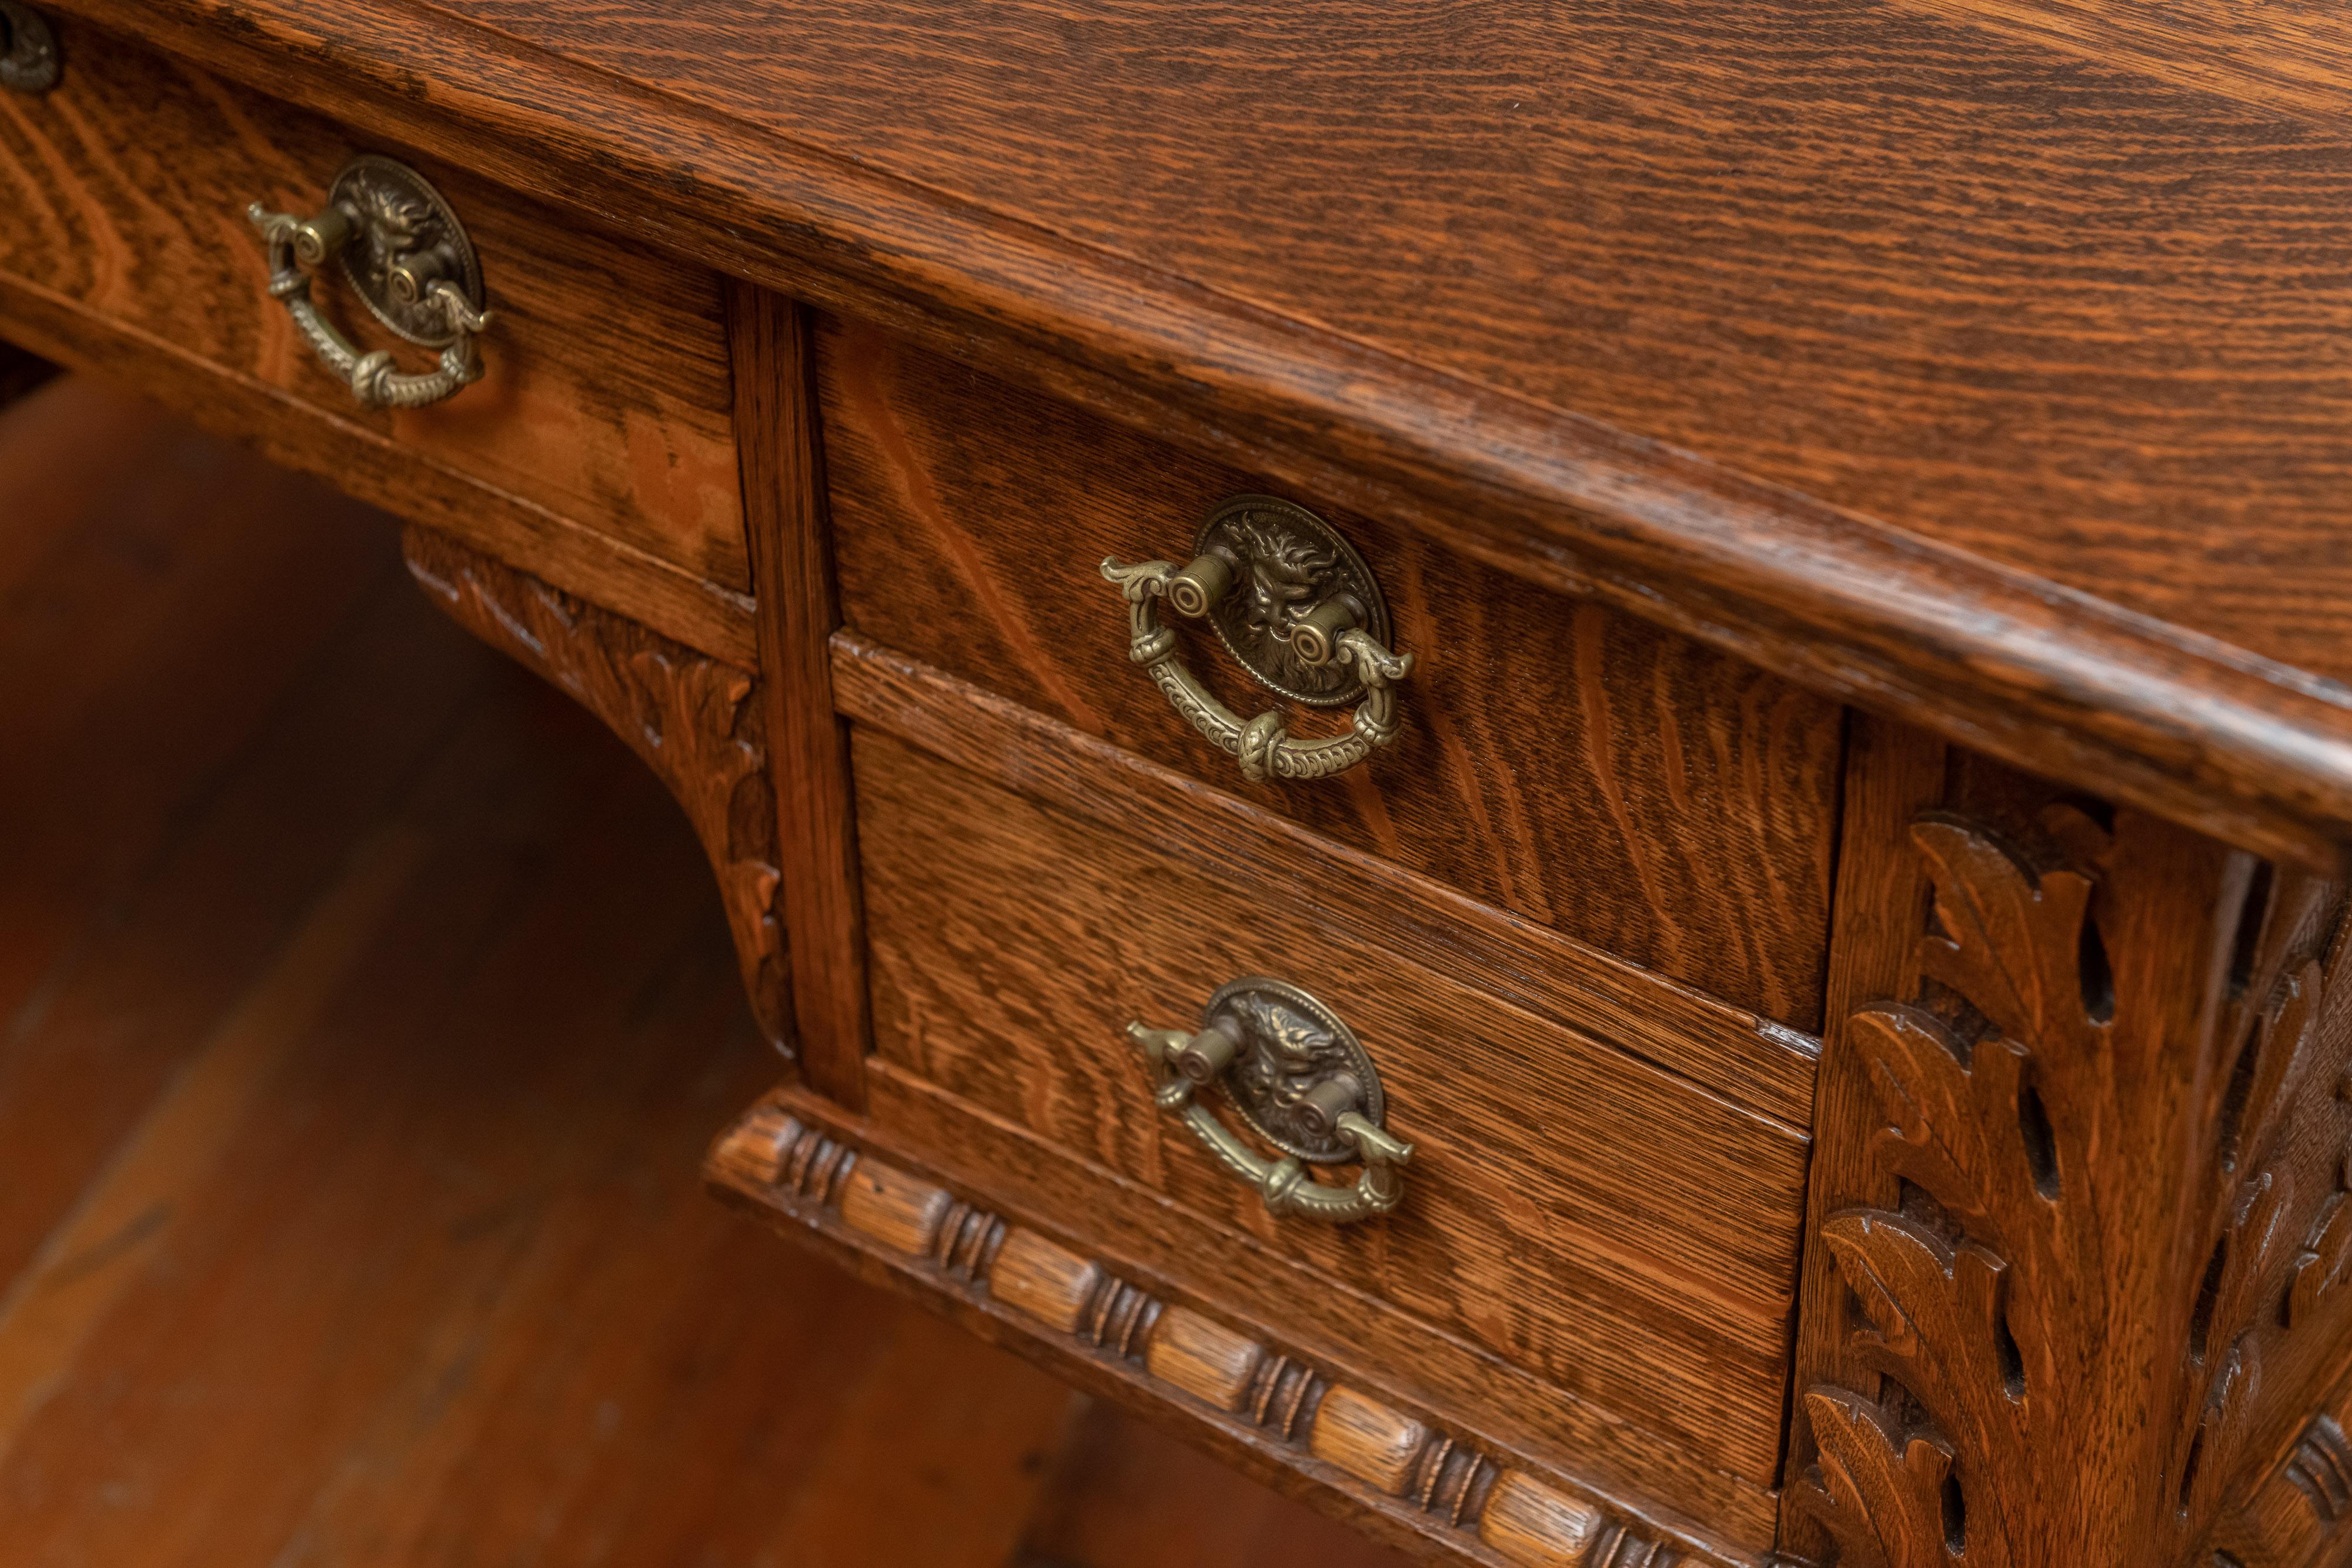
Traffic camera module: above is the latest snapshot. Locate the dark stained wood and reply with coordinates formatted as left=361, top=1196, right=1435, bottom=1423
left=0, top=17, right=754, bottom=661
left=1782, top=763, right=2352, bottom=1566
left=730, top=281, right=870, bottom=1107
left=851, top=727, right=1807, bottom=1511
left=831, top=630, right=1817, bottom=1128
left=710, top=1090, right=1749, bottom=1566
left=822, top=319, right=1843, bottom=1027
left=38, top=0, right=2352, bottom=866
left=0, top=340, right=51, bottom=404
left=400, top=524, right=794, bottom=1052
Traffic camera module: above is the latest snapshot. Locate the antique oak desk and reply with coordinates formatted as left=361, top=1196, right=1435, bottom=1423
left=6, top=5, right=2352, bottom=1564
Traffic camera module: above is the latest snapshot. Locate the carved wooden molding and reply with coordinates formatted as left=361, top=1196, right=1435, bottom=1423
left=1791, top=803, right=2352, bottom=1567
left=401, top=526, right=791, bottom=1051
left=707, top=1092, right=1687, bottom=1568
left=2206, top=1356, right=2352, bottom=1567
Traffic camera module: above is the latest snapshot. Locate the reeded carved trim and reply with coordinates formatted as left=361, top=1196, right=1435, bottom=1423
left=1790, top=803, right=2352, bottom=1568
left=707, top=1095, right=1684, bottom=1567
left=401, top=526, right=791, bottom=1052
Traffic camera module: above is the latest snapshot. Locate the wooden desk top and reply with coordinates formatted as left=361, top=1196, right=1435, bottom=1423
left=48, top=0, right=2352, bottom=863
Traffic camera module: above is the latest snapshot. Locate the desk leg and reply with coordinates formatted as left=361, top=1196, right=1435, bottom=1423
left=1783, top=723, right=2352, bottom=1567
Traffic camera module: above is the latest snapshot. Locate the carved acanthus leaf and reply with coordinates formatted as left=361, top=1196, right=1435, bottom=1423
left=1803, top=1386, right=1978, bottom=1568
left=401, top=526, right=791, bottom=1052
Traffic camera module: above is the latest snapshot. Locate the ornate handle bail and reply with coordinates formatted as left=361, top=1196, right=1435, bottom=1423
left=1127, top=977, right=1412, bottom=1225
left=1101, top=496, right=1413, bottom=784
left=247, top=156, right=493, bottom=410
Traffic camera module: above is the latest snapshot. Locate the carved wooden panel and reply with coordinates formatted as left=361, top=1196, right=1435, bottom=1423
left=1785, top=752, right=2352, bottom=1567
left=401, top=526, right=791, bottom=1052
left=707, top=1091, right=1691, bottom=1567
left=2206, top=1349, right=2352, bottom=1568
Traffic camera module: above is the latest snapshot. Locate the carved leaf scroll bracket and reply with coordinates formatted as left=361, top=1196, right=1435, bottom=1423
left=401, top=526, right=791, bottom=1054
left=1796, top=805, right=2352, bottom=1568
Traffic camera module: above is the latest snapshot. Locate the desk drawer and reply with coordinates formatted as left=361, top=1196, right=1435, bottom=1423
left=0, top=20, right=748, bottom=658
left=848, top=723, right=1809, bottom=1532
left=818, top=317, right=1843, bottom=1029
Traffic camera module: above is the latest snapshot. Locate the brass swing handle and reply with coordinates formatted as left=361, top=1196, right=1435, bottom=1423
left=245, top=158, right=493, bottom=411
left=1100, top=550, right=1412, bottom=785
left=1126, top=1011, right=1413, bottom=1226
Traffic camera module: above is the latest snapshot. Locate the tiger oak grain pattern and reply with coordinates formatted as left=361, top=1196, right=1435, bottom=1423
left=1896, top=0, right=2352, bottom=124
left=441, top=0, right=2352, bottom=692
left=851, top=729, right=1806, bottom=1495
left=730, top=284, right=871, bottom=1102
left=0, top=19, right=751, bottom=656
left=44, top=0, right=2352, bottom=867
left=829, top=633, right=1816, bottom=1126
left=823, top=320, right=1842, bottom=1027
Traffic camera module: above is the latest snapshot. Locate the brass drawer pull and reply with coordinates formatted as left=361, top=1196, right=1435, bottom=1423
left=0, top=2, right=58, bottom=94
left=1126, top=977, right=1412, bottom=1225
left=246, top=156, right=493, bottom=410
left=1101, top=496, right=1413, bottom=784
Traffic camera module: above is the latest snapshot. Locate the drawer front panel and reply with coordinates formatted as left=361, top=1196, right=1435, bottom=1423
left=0, top=22, right=747, bottom=619
left=853, top=727, right=1808, bottom=1490
left=819, top=316, right=1843, bottom=1029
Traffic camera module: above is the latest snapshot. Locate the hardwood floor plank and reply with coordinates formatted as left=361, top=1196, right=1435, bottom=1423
left=0, top=824, right=430, bottom=1465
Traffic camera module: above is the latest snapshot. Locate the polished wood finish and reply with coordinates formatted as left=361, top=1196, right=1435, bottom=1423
left=41, top=0, right=2352, bottom=866
left=857, top=1056, right=1779, bottom=1547
left=830, top=631, right=1817, bottom=1128
left=852, top=727, right=1803, bottom=1520
left=15, top=2, right=2352, bottom=1559
left=0, top=17, right=753, bottom=661
left=730, top=282, right=870, bottom=1104
left=709, top=1095, right=1708, bottom=1566
left=1785, top=738, right=2352, bottom=1566
left=821, top=317, right=1842, bottom=1027
left=400, top=524, right=792, bottom=1050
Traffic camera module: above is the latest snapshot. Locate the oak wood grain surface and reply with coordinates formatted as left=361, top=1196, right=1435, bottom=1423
left=853, top=728, right=1809, bottom=1502
left=824, top=317, right=1843, bottom=1028
left=42, top=0, right=2352, bottom=868
left=732, top=285, right=871, bottom=1106
left=427, top=0, right=2352, bottom=686
left=789, top=1068, right=1780, bottom=1555
left=829, top=630, right=1819, bottom=1128
left=0, top=18, right=753, bottom=658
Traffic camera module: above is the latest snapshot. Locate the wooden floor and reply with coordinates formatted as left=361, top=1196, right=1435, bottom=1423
left=0, top=372, right=1410, bottom=1567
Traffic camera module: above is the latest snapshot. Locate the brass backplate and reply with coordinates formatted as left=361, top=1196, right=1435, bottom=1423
left=325, top=156, right=485, bottom=349
left=1195, top=496, right=1391, bottom=708
left=0, top=2, right=59, bottom=94
left=1201, top=977, right=1385, bottom=1164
